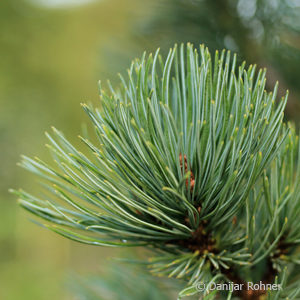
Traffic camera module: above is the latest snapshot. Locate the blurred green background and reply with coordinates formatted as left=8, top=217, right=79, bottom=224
left=1, top=0, right=300, bottom=299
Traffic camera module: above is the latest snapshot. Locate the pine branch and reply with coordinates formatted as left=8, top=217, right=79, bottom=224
left=11, top=43, right=298, bottom=299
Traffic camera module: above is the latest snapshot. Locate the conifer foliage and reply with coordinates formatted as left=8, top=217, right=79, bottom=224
left=12, top=44, right=300, bottom=299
